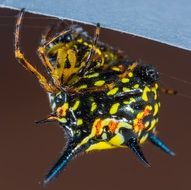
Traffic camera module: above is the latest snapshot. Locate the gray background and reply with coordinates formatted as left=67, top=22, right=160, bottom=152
left=1, top=0, right=191, bottom=50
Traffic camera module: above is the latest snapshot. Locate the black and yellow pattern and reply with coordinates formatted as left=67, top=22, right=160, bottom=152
left=15, top=9, right=175, bottom=185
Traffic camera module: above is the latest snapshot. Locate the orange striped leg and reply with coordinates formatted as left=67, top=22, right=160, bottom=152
left=14, top=9, right=57, bottom=93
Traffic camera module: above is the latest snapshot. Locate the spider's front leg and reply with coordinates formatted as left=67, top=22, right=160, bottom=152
left=37, top=26, right=72, bottom=88
left=14, top=9, right=57, bottom=93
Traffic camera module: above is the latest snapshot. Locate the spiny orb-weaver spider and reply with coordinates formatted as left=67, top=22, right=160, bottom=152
left=15, top=9, right=175, bottom=185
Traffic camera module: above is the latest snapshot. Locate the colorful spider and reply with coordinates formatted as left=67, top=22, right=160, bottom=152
left=15, top=9, right=175, bottom=185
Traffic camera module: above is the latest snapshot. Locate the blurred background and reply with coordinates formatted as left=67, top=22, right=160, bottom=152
left=0, top=8, right=191, bottom=190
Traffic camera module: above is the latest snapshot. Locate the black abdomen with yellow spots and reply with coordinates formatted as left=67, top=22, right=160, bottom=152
left=15, top=10, right=175, bottom=185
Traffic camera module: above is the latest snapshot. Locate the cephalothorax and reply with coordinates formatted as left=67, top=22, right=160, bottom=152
left=15, top=9, right=175, bottom=185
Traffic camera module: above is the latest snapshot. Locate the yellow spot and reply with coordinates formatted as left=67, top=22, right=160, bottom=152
left=140, top=134, right=148, bottom=144
left=77, top=38, right=83, bottom=43
left=112, top=66, right=120, bottom=71
left=123, top=98, right=136, bottom=104
left=72, top=100, right=80, bottom=111
left=110, top=103, right=120, bottom=114
left=155, top=83, right=159, bottom=89
left=77, top=118, right=83, bottom=125
left=101, top=118, right=111, bottom=127
left=142, top=86, right=150, bottom=101
left=153, top=103, right=159, bottom=116
left=128, top=62, right=138, bottom=70
left=91, top=102, right=97, bottom=112
left=148, top=119, right=157, bottom=131
left=79, top=84, right=87, bottom=89
left=133, top=84, right=139, bottom=88
left=76, top=119, right=100, bottom=147
left=86, top=142, right=115, bottom=152
left=158, top=102, right=161, bottom=107
left=118, top=122, right=132, bottom=129
left=123, top=87, right=130, bottom=92
left=84, top=73, right=99, bottom=78
left=57, top=118, right=67, bottom=123
left=128, top=72, right=133, bottom=77
left=83, top=42, right=89, bottom=46
left=152, top=88, right=158, bottom=100
left=94, top=80, right=105, bottom=86
left=109, top=133, right=124, bottom=146
left=121, top=78, right=130, bottom=83
left=107, top=87, right=119, bottom=96
left=145, top=121, right=150, bottom=127
left=137, top=112, right=144, bottom=119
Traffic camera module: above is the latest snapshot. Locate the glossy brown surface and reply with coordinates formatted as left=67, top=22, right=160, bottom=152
left=1, top=8, right=191, bottom=190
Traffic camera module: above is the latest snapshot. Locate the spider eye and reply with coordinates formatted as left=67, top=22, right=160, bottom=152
left=59, top=33, right=73, bottom=43
left=54, top=93, right=64, bottom=106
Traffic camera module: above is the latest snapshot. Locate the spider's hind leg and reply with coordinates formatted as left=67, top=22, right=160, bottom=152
left=14, top=9, right=57, bottom=93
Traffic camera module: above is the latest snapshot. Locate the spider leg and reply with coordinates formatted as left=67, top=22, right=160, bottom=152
left=85, top=23, right=100, bottom=63
left=37, top=21, right=74, bottom=88
left=78, top=23, right=101, bottom=76
left=14, top=9, right=57, bottom=93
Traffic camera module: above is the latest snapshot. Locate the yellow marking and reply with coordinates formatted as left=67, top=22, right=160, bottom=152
left=152, top=88, right=158, bottom=100
left=137, top=112, right=144, bottom=120
left=112, top=66, right=120, bottom=71
left=133, top=84, right=139, bottom=88
left=79, top=84, right=88, bottom=89
left=78, top=119, right=100, bottom=147
left=102, top=119, right=111, bottom=127
left=158, top=102, right=161, bottom=107
left=155, top=83, right=159, bottom=89
left=128, top=62, right=138, bottom=70
left=57, top=118, right=67, bottom=123
left=153, top=103, right=159, bottom=116
left=83, top=42, right=89, bottom=46
left=86, top=142, right=116, bottom=152
left=148, top=119, right=157, bottom=131
left=77, top=118, right=83, bottom=126
left=118, top=122, right=132, bottom=129
left=123, top=97, right=136, bottom=104
left=121, top=78, right=130, bottom=83
left=107, top=87, right=119, bottom=96
left=94, top=80, right=105, bottom=86
left=145, top=121, right=150, bottom=127
left=140, top=134, right=148, bottom=144
left=91, top=102, right=97, bottom=112
left=72, top=100, right=80, bottom=111
left=123, top=87, right=130, bottom=92
left=109, top=133, right=124, bottom=146
left=142, top=86, right=150, bottom=101
left=110, top=103, right=120, bottom=114
left=77, top=38, right=83, bottom=43
left=128, top=72, right=133, bottom=77
left=84, top=73, right=99, bottom=78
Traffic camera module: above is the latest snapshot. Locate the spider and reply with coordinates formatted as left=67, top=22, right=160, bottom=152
left=15, top=9, right=175, bottom=185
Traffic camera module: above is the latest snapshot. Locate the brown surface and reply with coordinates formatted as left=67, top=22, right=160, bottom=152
left=1, top=8, right=191, bottom=190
